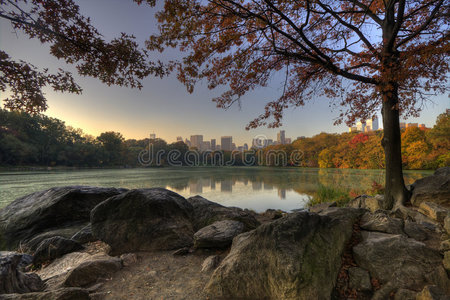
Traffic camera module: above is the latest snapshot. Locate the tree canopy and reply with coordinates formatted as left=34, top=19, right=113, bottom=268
left=143, top=0, right=448, bottom=128
left=0, top=0, right=164, bottom=113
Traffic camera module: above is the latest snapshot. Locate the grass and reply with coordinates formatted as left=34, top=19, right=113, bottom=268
left=308, top=184, right=352, bottom=207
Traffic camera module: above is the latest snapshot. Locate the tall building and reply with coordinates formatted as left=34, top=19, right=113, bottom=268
left=285, top=138, right=292, bottom=144
left=221, top=136, right=233, bottom=151
left=243, top=143, right=248, bottom=151
left=354, top=117, right=379, bottom=132
left=190, top=135, right=203, bottom=150
left=176, top=136, right=183, bottom=142
left=277, top=130, right=286, bottom=145
left=203, top=141, right=211, bottom=150
left=211, top=139, right=216, bottom=151
left=184, top=138, right=191, bottom=147
left=150, top=133, right=156, bottom=139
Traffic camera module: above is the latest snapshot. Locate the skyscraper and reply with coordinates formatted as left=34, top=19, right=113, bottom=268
left=221, top=136, right=233, bottom=151
left=150, top=133, right=156, bottom=139
left=211, top=139, right=216, bottom=151
left=176, top=136, right=183, bottom=142
left=277, top=130, right=286, bottom=145
left=190, top=135, right=203, bottom=150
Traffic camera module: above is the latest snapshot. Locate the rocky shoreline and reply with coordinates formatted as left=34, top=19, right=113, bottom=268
left=0, top=167, right=449, bottom=299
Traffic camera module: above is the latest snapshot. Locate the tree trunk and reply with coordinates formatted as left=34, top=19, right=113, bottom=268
left=381, top=83, right=410, bottom=210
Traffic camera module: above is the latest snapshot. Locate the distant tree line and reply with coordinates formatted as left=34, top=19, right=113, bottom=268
left=0, top=109, right=448, bottom=169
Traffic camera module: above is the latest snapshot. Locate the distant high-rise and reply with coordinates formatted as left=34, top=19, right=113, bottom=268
left=184, top=138, right=191, bottom=147
left=232, top=143, right=236, bottom=151
left=190, top=135, right=203, bottom=150
left=277, top=130, right=286, bottom=145
left=176, top=136, right=183, bottom=142
left=285, top=138, right=292, bottom=144
left=243, top=143, right=248, bottom=151
left=150, top=133, right=156, bottom=139
left=203, top=141, right=211, bottom=150
left=221, top=136, right=233, bottom=151
left=354, top=117, right=379, bottom=132
left=211, top=139, right=216, bottom=151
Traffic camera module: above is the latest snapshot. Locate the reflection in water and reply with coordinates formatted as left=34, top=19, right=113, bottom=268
left=0, top=167, right=432, bottom=212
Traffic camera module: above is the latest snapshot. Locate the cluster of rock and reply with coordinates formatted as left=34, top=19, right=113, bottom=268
left=0, top=186, right=259, bottom=299
left=0, top=167, right=449, bottom=299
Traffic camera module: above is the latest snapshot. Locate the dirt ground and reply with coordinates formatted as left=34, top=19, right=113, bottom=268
left=89, top=249, right=226, bottom=300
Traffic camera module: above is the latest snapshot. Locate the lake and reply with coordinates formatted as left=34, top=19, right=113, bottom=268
left=0, top=167, right=432, bottom=212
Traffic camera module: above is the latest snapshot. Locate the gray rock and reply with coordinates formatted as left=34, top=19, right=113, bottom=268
left=119, top=253, right=138, bottom=267
left=201, top=255, right=221, bottom=273
left=416, top=285, right=450, bottom=300
left=23, top=224, right=88, bottom=252
left=205, top=208, right=364, bottom=299
left=0, top=252, right=44, bottom=294
left=309, top=202, right=337, bottom=214
left=444, top=214, right=450, bottom=235
left=418, top=202, right=448, bottom=223
left=348, top=267, right=372, bottom=292
left=63, top=257, right=122, bottom=287
left=411, top=168, right=450, bottom=208
left=439, top=240, right=450, bottom=252
left=91, top=188, right=194, bottom=255
left=347, top=194, right=385, bottom=212
left=187, top=195, right=260, bottom=231
left=261, top=209, right=285, bottom=220
left=353, top=231, right=450, bottom=294
left=404, top=220, right=431, bottom=241
left=444, top=251, right=450, bottom=272
left=70, top=224, right=96, bottom=244
left=32, top=237, right=83, bottom=266
left=360, top=211, right=404, bottom=235
left=394, top=288, right=417, bottom=300
left=194, top=220, right=245, bottom=248
left=0, top=287, right=90, bottom=300
left=0, top=186, right=126, bottom=250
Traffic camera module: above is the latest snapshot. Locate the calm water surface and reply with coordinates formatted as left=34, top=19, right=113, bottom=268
left=0, top=167, right=432, bottom=212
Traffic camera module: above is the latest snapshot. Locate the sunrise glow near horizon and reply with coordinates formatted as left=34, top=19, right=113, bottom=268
left=1, top=0, right=448, bottom=146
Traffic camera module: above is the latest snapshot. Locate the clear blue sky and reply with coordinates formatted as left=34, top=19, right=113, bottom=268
left=1, top=0, right=448, bottom=146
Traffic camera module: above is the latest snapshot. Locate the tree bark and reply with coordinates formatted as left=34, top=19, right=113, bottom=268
left=381, top=82, right=410, bottom=210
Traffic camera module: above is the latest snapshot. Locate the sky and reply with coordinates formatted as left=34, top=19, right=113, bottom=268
left=0, top=0, right=448, bottom=146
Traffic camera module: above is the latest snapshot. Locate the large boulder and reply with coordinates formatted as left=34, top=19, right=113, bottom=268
left=418, top=202, right=448, bottom=223
left=204, top=208, right=364, bottom=299
left=70, top=224, right=96, bottom=245
left=91, top=188, right=195, bottom=255
left=187, top=195, right=260, bottom=231
left=32, top=237, right=83, bottom=266
left=410, top=167, right=450, bottom=208
left=353, top=231, right=450, bottom=296
left=63, top=257, right=122, bottom=287
left=193, top=220, right=245, bottom=248
left=0, top=252, right=44, bottom=294
left=0, top=186, right=126, bottom=250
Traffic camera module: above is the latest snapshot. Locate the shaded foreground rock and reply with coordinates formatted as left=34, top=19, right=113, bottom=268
left=353, top=231, right=450, bottom=295
left=194, top=220, right=244, bottom=249
left=0, top=252, right=44, bottom=294
left=416, top=285, right=450, bottom=300
left=91, top=188, right=194, bottom=255
left=187, top=195, right=260, bottom=231
left=0, top=287, right=90, bottom=300
left=32, top=237, right=82, bottom=266
left=205, top=208, right=363, bottom=299
left=70, top=224, right=96, bottom=245
left=410, top=167, right=450, bottom=208
left=63, top=257, right=122, bottom=287
left=0, top=186, right=125, bottom=250
left=418, top=202, right=448, bottom=223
